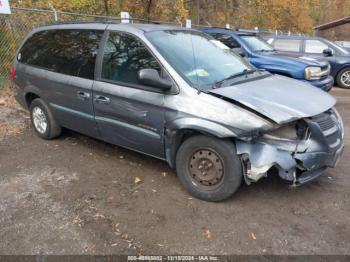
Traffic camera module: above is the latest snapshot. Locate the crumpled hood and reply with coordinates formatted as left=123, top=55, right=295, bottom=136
left=209, top=75, right=336, bottom=124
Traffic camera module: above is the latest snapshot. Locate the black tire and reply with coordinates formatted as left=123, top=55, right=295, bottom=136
left=29, top=98, right=62, bottom=139
left=336, top=67, right=350, bottom=89
left=176, top=135, right=242, bottom=202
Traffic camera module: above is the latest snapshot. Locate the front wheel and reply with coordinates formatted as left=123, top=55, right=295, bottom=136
left=336, top=67, right=350, bottom=89
left=176, top=135, right=242, bottom=202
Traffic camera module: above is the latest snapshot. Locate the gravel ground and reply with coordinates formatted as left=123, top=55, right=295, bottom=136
left=0, top=87, right=349, bottom=255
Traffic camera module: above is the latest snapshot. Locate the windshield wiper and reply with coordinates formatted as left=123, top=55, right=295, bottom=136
left=213, top=69, right=258, bottom=88
left=257, top=49, right=274, bottom=52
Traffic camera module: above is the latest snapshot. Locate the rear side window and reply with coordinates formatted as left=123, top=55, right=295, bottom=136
left=19, top=29, right=103, bottom=79
left=273, top=39, right=301, bottom=52
left=213, top=33, right=241, bottom=49
left=101, top=31, right=161, bottom=85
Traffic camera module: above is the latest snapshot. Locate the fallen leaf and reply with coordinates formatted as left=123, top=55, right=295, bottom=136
left=120, top=155, right=124, bottom=159
left=56, top=176, right=65, bottom=181
left=106, top=196, right=114, bottom=203
left=111, top=243, right=118, bottom=246
left=152, top=189, right=157, bottom=193
left=134, top=177, right=142, bottom=184
left=203, top=229, right=212, bottom=240
left=161, top=172, right=167, bottom=177
left=251, top=232, right=257, bottom=240
left=94, top=213, right=106, bottom=219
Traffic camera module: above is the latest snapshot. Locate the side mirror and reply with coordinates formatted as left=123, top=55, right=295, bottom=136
left=138, top=69, right=172, bottom=91
left=323, top=48, right=333, bottom=57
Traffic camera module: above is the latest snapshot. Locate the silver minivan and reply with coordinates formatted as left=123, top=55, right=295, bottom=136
left=13, top=23, right=344, bottom=201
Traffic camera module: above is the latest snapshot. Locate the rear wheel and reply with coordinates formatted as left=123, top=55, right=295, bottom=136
left=30, top=98, right=62, bottom=139
left=176, top=135, right=242, bottom=202
left=336, top=67, right=350, bottom=89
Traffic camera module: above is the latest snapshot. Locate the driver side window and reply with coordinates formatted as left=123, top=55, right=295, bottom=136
left=305, top=40, right=331, bottom=54
left=101, top=31, right=161, bottom=85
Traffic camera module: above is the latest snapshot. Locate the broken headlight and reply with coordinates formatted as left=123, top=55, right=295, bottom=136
left=263, top=121, right=309, bottom=141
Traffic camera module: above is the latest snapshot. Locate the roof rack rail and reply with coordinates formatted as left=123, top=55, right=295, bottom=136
left=47, top=17, right=182, bottom=27
left=235, top=28, right=259, bottom=34
left=262, top=30, right=308, bottom=36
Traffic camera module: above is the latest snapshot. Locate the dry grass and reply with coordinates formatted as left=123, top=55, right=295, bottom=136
left=0, top=86, right=29, bottom=140
left=0, top=122, right=26, bottom=140
left=0, top=86, right=20, bottom=109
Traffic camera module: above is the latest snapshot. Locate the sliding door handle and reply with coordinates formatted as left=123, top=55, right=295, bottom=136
left=77, top=91, right=90, bottom=100
left=94, top=95, right=111, bottom=104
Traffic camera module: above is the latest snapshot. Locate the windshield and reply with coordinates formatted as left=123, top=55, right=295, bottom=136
left=327, top=40, right=350, bottom=55
left=146, top=30, right=255, bottom=90
left=241, top=36, right=274, bottom=52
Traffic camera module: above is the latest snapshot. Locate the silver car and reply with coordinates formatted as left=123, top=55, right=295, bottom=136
left=13, top=23, right=344, bottom=201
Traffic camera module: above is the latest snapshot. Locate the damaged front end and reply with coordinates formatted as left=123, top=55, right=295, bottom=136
left=236, top=108, right=344, bottom=186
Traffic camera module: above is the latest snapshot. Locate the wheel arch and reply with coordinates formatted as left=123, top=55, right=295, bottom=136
left=335, top=65, right=350, bottom=83
left=24, top=85, right=42, bottom=108
left=336, top=64, right=350, bottom=73
left=164, top=118, right=239, bottom=168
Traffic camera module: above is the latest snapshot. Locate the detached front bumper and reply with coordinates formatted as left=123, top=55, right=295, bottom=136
left=302, top=76, right=334, bottom=92
left=237, top=109, right=344, bottom=185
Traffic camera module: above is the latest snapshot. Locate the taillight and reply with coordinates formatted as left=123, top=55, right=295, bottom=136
left=11, top=65, right=16, bottom=81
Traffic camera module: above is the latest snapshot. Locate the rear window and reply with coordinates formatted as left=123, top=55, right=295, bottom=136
left=212, top=33, right=241, bottom=49
left=273, top=39, right=301, bottom=52
left=18, top=29, right=103, bottom=79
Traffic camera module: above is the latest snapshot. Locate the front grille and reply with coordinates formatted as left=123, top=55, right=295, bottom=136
left=312, top=112, right=341, bottom=150
left=319, top=65, right=331, bottom=80
left=320, top=65, right=329, bottom=72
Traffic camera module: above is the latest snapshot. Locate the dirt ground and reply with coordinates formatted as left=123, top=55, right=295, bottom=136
left=0, top=87, right=349, bottom=255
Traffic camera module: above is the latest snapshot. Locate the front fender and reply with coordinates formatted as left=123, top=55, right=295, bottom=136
left=168, top=117, right=239, bottom=138
left=336, top=63, right=350, bottom=75
left=164, top=118, right=241, bottom=168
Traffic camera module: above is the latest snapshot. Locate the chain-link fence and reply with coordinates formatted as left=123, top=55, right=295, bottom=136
left=0, top=7, right=127, bottom=88
left=0, top=7, right=187, bottom=88
left=1, top=7, right=304, bottom=89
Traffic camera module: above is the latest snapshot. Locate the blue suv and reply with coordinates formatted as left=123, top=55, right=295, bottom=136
left=264, top=35, right=350, bottom=89
left=201, top=28, right=334, bottom=92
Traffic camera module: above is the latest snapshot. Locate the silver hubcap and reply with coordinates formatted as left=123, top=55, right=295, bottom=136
left=341, top=71, right=350, bottom=87
left=32, top=107, right=47, bottom=134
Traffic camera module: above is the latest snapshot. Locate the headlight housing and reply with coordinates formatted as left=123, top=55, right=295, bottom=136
left=305, top=66, right=322, bottom=80
left=332, top=108, right=345, bottom=139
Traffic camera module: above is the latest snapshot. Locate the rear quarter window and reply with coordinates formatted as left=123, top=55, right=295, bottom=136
left=273, top=39, right=301, bottom=52
left=18, top=29, right=103, bottom=79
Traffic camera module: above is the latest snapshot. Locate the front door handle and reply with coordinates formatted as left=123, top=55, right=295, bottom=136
left=94, top=95, right=111, bottom=104
left=77, top=91, right=90, bottom=100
